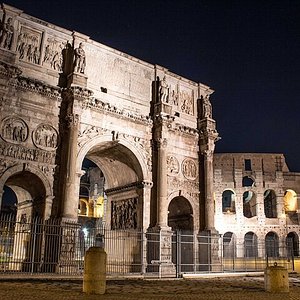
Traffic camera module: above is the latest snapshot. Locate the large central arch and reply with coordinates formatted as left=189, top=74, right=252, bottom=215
left=76, top=136, right=150, bottom=230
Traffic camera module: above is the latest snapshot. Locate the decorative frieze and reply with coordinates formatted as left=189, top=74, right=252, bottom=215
left=0, top=142, right=56, bottom=164
left=167, top=176, right=199, bottom=199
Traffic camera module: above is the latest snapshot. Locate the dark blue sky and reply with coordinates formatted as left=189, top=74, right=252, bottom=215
left=5, top=0, right=300, bottom=170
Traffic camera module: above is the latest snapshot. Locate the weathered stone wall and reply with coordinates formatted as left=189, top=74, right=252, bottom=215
left=214, top=153, right=300, bottom=257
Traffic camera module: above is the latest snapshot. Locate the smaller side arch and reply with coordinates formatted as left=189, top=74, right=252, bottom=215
left=0, top=164, right=53, bottom=201
left=167, top=195, right=194, bottom=231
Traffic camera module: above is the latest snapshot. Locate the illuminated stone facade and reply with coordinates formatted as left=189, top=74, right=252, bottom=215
left=1, top=4, right=300, bottom=269
left=214, top=153, right=300, bottom=257
left=0, top=4, right=218, bottom=235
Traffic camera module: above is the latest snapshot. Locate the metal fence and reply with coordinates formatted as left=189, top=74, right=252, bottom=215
left=0, top=214, right=295, bottom=277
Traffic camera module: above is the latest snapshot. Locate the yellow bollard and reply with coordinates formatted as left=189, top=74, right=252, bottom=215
left=83, top=246, right=107, bottom=294
left=264, top=263, right=289, bottom=293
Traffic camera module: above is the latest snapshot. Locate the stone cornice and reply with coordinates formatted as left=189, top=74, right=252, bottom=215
left=10, top=76, right=61, bottom=100
left=0, top=61, right=22, bottom=78
left=105, top=180, right=151, bottom=195
left=82, top=97, right=153, bottom=126
left=174, top=123, right=198, bottom=136
left=70, top=86, right=94, bottom=100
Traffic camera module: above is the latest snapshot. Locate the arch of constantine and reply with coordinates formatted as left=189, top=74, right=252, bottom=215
left=0, top=4, right=300, bottom=275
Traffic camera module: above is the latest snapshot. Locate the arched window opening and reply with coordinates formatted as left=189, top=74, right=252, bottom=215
left=222, top=190, right=236, bottom=214
left=284, top=190, right=298, bottom=212
left=264, top=190, right=277, bottom=218
left=78, top=199, right=88, bottom=216
left=242, top=176, right=254, bottom=187
left=244, top=232, right=258, bottom=257
left=265, top=232, right=279, bottom=258
left=223, top=232, right=236, bottom=258
left=287, top=232, right=299, bottom=257
left=243, top=191, right=257, bottom=218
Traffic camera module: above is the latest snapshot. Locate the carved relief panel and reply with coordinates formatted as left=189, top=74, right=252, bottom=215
left=0, top=117, right=28, bottom=143
left=111, top=198, right=138, bottom=230
left=32, top=124, right=59, bottom=150
left=167, top=155, right=179, bottom=176
left=182, top=158, right=197, bottom=180
left=158, top=77, right=195, bottom=116
left=17, top=26, right=42, bottom=64
left=42, top=37, right=65, bottom=71
left=180, top=88, right=194, bottom=115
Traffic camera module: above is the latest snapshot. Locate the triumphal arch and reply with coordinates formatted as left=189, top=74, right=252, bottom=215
left=0, top=2, right=219, bottom=271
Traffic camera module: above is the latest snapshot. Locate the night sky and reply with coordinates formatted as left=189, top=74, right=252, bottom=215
left=5, top=0, right=300, bottom=170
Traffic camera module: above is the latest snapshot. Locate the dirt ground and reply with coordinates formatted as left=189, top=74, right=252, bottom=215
left=1, top=275, right=300, bottom=300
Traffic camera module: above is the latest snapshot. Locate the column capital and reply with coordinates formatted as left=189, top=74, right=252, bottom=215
left=202, top=149, right=214, bottom=159
left=157, top=138, right=168, bottom=149
left=66, top=113, right=79, bottom=128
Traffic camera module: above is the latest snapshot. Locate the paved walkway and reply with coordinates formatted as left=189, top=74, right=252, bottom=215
left=1, top=275, right=300, bottom=299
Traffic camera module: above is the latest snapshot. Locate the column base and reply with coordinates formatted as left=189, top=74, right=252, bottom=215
left=146, top=226, right=176, bottom=277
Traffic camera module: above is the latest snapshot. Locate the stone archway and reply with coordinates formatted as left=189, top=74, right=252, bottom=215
left=168, top=196, right=194, bottom=231
left=1, top=170, right=47, bottom=220
left=0, top=168, right=50, bottom=272
left=0, top=164, right=53, bottom=220
left=168, top=196, right=194, bottom=272
left=75, top=138, right=150, bottom=231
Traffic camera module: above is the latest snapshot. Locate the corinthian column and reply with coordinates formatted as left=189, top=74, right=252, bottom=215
left=156, top=138, right=169, bottom=228
left=61, top=113, right=80, bottom=219
left=203, top=149, right=215, bottom=230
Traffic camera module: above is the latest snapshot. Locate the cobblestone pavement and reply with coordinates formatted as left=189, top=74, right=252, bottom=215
left=1, top=276, right=300, bottom=300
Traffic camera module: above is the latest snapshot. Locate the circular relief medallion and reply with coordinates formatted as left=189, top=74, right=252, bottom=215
left=182, top=158, right=197, bottom=180
left=0, top=117, right=28, bottom=144
left=167, top=155, right=179, bottom=176
left=32, top=124, right=59, bottom=150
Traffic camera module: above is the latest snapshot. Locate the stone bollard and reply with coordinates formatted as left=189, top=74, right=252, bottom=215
left=83, top=246, right=107, bottom=295
left=264, top=263, right=289, bottom=293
